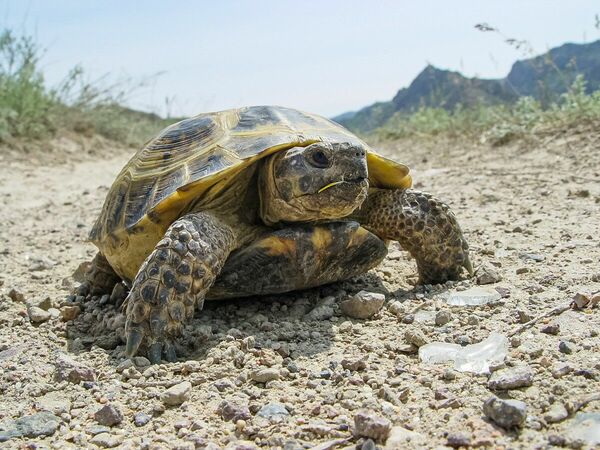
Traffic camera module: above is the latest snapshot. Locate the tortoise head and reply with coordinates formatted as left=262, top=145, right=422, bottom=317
left=259, top=142, right=369, bottom=225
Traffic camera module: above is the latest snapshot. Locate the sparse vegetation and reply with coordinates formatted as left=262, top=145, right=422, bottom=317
left=0, top=28, right=174, bottom=145
left=2, top=25, right=600, bottom=151
left=373, top=75, right=600, bottom=144
left=372, top=22, right=600, bottom=144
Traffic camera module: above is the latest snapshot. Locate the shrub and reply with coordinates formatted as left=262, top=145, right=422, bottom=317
left=0, top=27, right=173, bottom=145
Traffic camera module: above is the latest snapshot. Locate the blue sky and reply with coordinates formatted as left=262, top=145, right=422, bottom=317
left=2, top=1, right=599, bottom=117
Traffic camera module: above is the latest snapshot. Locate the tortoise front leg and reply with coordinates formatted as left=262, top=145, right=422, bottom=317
left=357, top=189, right=473, bottom=284
left=124, top=212, right=235, bottom=363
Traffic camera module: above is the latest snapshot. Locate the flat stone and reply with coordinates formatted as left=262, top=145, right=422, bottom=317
left=54, top=353, right=96, bottom=383
left=250, top=368, right=280, bottom=383
left=558, top=340, right=575, bottom=354
left=446, top=287, right=501, bottom=306
left=404, top=329, right=428, bottom=347
left=487, top=366, right=534, bottom=390
left=572, top=292, right=590, bottom=308
left=541, top=323, right=560, bottom=335
left=544, top=403, right=568, bottom=423
left=483, top=397, right=527, bottom=429
left=0, top=412, right=61, bottom=442
left=90, top=432, right=123, bottom=448
left=161, top=381, right=191, bottom=406
left=218, top=401, right=251, bottom=422
left=8, top=288, right=25, bottom=303
left=386, top=301, right=405, bottom=317
left=340, top=291, right=385, bottom=319
left=133, top=356, right=151, bottom=367
left=133, top=412, right=152, bottom=427
left=519, top=253, right=545, bottom=262
left=60, top=305, right=81, bottom=321
left=384, top=426, right=425, bottom=449
left=37, top=391, right=71, bottom=415
left=447, top=432, right=471, bottom=448
left=94, top=404, right=123, bottom=427
left=551, top=362, right=572, bottom=378
left=476, top=264, right=502, bottom=285
left=353, top=410, right=391, bottom=442
left=256, top=403, right=289, bottom=419
left=250, top=367, right=280, bottom=383
left=27, top=306, right=50, bottom=323
left=341, top=357, right=367, bottom=372
left=435, top=310, right=452, bottom=326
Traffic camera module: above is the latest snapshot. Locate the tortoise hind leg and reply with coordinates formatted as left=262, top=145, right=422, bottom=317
left=85, top=253, right=121, bottom=296
left=208, top=221, right=387, bottom=299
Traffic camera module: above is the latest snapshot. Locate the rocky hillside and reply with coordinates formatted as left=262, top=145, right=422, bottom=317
left=336, top=39, right=600, bottom=133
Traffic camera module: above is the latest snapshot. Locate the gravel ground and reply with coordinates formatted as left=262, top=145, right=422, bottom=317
left=0, top=124, right=599, bottom=449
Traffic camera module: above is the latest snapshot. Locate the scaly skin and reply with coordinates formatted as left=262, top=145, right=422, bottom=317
left=85, top=253, right=121, bottom=296
left=209, top=221, right=387, bottom=299
left=122, top=187, right=471, bottom=362
left=124, top=212, right=235, bottom=363
left=357, top=188, right=472, bottom=284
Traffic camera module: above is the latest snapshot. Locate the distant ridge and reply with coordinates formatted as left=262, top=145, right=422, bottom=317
left=334, top=39, right=600, bottom=133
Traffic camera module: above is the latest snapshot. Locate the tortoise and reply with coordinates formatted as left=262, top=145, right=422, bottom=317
left=87, top=105, right=472, bottom=363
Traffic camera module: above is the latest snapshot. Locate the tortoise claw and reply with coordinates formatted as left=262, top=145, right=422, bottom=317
left=164, top=341, right=177, bottom=362
left=126, top=325, right=144, bottom=357
left=148, top=342, right=163, bottom=364
left=463, top=254, right=474, bottom=276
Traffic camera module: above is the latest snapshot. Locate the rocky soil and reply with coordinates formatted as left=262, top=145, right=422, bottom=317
left=0, top=124, right=599, bottom=449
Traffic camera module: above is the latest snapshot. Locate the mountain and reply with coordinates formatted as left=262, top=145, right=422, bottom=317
left=506, top=40, right=600, bottom=101
left=335, top=39, right=600, bottom=133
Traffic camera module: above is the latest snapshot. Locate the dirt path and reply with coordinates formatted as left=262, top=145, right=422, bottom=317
left=0, top=127, right=598, bottom=449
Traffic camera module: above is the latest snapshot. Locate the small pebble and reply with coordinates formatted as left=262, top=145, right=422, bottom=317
left=133, top=412, right=152, bottom=427
left=90, top=432, right=123, bottom=448
left=27, top=306, right=51, bottom=323
left=446, top=432, right=471, bottom=448
left=353, top=410, right=391, bottom=442
left=544, top=403, right=569, bottom=423
left=340, top=291, right=385, bottom=319
left=94, top=404, right=123, bottom=427
left=541, top=323, right=560, bottom=335
left=435, top=310, right=452, bottom=326
left=487, top=366, right=534, bottom=390
left=250, top=368, right=280, bottom=383
left=483, top=397, right=527, bottom=429
left=60, top=305, right=81, bottom=321
left=558, top=341, right=575, bottom=354
left=256, top=403, right=289, bottom=419
left=476, top=264, right=502, bottom=285
left=161, top=381, right=191, bottom=406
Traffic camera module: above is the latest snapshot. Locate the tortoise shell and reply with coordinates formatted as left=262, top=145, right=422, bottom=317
left=90, top=105, right=412, bottom=281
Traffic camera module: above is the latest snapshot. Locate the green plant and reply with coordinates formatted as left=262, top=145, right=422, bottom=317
left=0, top=27, right=173, bottom=145
left=373, top=76, right=600, bottom=145
left=0, top=29, right=57, bottom=139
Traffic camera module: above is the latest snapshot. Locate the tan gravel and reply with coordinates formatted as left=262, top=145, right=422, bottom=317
left=0, top=124, right=599, bottom=449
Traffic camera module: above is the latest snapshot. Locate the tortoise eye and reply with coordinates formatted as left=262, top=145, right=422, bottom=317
left=310, top=150, right=330, bottom=168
